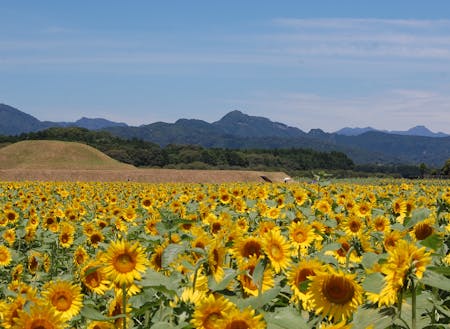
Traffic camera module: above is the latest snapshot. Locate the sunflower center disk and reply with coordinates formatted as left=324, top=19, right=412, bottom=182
left=270, top=245, right=283, bottom=260
left=228, top=319, right=250, bottom=329
left=322, top=275, right=355, bottom=305
left=115, top=253, right=135, bottom=273
left=53, top=294, right=71, bottom=311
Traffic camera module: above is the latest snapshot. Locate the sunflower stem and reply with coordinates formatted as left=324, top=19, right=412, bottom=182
left=411, top=280, right=416, bottom=329
left=345, top=246, right=355, bottom=272
left=122, top=283, right=127, bottom=329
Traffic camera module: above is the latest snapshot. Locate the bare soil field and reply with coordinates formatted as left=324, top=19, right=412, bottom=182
left=0, top=168, right=289, bottom=183
left=0, top=140, right=290, bottom=183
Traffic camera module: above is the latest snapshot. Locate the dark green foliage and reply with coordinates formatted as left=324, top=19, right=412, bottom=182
left=1, top=127, right=355, bottom=173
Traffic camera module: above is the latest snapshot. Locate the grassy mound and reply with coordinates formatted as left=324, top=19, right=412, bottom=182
left=0, top=140, right=134, bottom=170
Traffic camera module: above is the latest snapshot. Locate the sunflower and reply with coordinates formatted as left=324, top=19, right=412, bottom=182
left=81, top=260, right=110, bottom=295
left=102, top=240, right=149, bottom=286
left=149, top=243, right=166, bottom=272
left=73, top=245, right=89, bottom=267
left=342, top=216, right=365, bottom=237
left=108, top=296, right=132, bottom=329
left=371, top=216, right=390, bottom=233
left=287, top=259, right=323, bottom=307
left=237, top=255, right=274, bottom=296
left=293, top=188, right=309, bottom=206
left=383, top=230, right=404, bottom=251
left=1, top=295, right=26, bottom=329
left=191, top=294, right=235, bottom=329
left=41, top=280, right=83, bottom=321
left=288, top=221, right=316, bottom=255
left=262, top=229, right=291, bottom=274
left=232, top=235, right=263, bottom=261
left=87, top=229, right=104, bottom=248
left=4, top=209, right=18, bottom=224
left=12, top=301, right=66, bottom=329
left=411, top=217, right=435, bottom=241
left=208, top=240, right=227, bottom=282
left=354, top=201, right=372, bottom=218
left=222, top=307, right=266, bottom=329
left=3, top=228, right=16, bottom=246
left=0, top=245, right=12, bottom=266
left=307, top=266, right=363, bottom=322
left=27, top=251, right=41, bottom=274
left=58, top=222, right=75, bottom=248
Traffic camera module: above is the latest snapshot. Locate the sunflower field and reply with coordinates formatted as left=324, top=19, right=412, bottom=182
left=0, top=179, right=449, bottom=329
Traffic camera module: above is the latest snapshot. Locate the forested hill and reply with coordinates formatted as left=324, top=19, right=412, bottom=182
left=2, top=104, right=449, bottom=167
left=0, top=127, right=355, bottom=175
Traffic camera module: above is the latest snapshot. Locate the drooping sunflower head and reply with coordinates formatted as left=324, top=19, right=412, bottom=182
left=102, top=240, right=149, bottom=286
left=307, top=266, right=363, bottom=322
left=41, top=280, right=83, bottom=321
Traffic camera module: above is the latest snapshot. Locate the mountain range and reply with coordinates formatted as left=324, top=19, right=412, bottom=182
left=1, top=103, right=449, bottom=167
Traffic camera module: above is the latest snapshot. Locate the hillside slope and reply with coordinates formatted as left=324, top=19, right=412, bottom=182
left=0, top=140, right=135, bottom=170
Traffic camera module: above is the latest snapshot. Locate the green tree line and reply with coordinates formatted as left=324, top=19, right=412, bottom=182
left=0, top=127, right=354, bottom=173
left=1, top=127, right=447, bottom=178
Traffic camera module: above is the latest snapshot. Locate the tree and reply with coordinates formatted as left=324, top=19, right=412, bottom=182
left=442, top=159, right=450, bottom=176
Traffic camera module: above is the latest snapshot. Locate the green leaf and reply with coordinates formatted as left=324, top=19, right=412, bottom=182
left=361, top=252, right=381, bottom=269
left=428, top=265, right=450, bottom=276
left=421, top=269, right=450, bottom=291
left=352, top=307, right=393, bottom=329
left=405, top=207, right=431, bottom=229
left=321, top=242, right=341, bottom=252
left=161, top=243, right=185, bottom=268
left=151, top=322, right=177, bottom=329
left=237, top=286, right=281, bottom=310
left=362, top=272, right=385, bottom=294
left=265, top=306, right=308, bottom=329
left=252, top=258, right=266, bottom=292
left=419, top=234, right=443, bottom=250
left=208, top=269, right=236, bottom=291
left=141, top=268, right=178, bottom=292
left=80, top=306, right=124, bottom=321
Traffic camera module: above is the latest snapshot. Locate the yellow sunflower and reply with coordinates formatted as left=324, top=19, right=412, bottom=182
left=1, top=295, right=26, bottom=329
left=41, top=280, right=83, bottom=321
left=3, top=228, right=16, bottom=246
left=287, top=259, right=323, bottom=307
left=73, top=245, right=89, bottom=267
left=232, top=235, right=264, bottom=261
left=191, top=294, right=235, bottom=329
left=12, top=302, right=66, bottom=329
left=81, top=260, right=111, bottom=295
left=307, top=266, right=363, bottom=322
left=262, top=229, right=291, bottom=274
left=0, top=245, right=12, bottom=266
left=58, top=222, right=75, bottom=248
left=288, top=221, right=316, bottom=254
left=102, top=240, right=149, bottom=286
left=222, top=307, right=266, bottom=329
left=237, top=255, right=274, bottom=296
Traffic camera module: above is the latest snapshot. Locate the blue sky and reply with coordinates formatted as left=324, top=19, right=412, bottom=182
left=2, top=1, right=450, bottom=133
